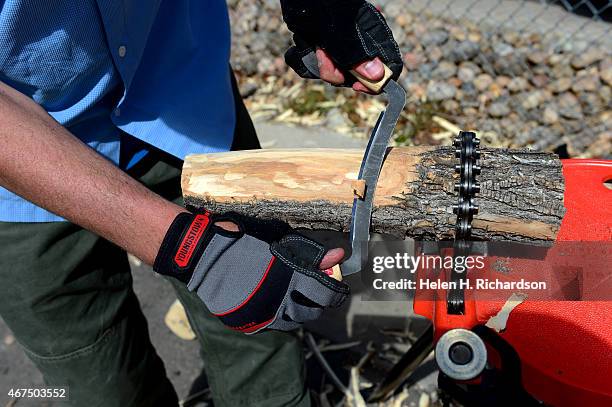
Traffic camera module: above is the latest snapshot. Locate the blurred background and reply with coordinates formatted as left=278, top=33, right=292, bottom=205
left=230, top=0, right=611, bottom=158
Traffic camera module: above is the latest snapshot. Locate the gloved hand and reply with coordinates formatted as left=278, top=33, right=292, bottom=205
left=281, top=0, right=403, bottom=91
left=154, top=211, right=349, bottom=334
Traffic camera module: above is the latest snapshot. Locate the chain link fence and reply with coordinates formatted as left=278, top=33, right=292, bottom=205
left=387, top=1, right=611, bottom=48
left=229, top=0, right=612, bottom=158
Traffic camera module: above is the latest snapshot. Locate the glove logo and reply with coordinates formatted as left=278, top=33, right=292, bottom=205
left=175, top=213, right=210, bottom=268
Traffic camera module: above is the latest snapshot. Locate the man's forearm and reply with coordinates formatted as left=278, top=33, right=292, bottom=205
left=0, top=82, right=186, bottom=265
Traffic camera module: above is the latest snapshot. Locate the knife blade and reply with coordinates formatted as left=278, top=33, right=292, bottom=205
left=301, top=52, right=406, bottom=276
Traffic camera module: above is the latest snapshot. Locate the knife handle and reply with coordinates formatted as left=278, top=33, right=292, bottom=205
left=301, top=51, right=393, bottom=93
left=323, top=265, right=343, bottom=281
left=349, top=63, right=393, bottom=93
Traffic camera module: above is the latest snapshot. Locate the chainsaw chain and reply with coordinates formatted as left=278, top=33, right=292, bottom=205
left=448, top=131, right=481, bottom=314
left=453, top=131, right=480, bottom=238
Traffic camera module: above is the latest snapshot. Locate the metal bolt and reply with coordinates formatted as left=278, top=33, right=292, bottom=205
left=435, top=329, right=487, bottom=381
left=449, top=342, right=473, bottom=365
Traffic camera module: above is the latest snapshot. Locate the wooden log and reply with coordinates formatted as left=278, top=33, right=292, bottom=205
left=182, top=147, right=565, bottom=242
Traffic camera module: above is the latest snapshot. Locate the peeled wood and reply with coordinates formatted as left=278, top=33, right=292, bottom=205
left=182, top=147, right=565, bottom=242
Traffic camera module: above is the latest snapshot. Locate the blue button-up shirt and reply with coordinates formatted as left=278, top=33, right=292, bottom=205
left=0, top=0, right=235, bottom=222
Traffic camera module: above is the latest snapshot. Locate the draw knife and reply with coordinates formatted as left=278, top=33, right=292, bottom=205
left=301, top=52, right=407, bottom=276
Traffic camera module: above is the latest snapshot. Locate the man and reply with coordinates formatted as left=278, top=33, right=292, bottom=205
left=0, top=0, right=402, bottom=405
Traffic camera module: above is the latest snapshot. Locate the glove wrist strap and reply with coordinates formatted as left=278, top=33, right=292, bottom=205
left=154, top=211, right=213, bottom=283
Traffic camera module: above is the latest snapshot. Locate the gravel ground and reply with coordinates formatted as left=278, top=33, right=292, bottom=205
left=230, top=0, right=611, bottom=158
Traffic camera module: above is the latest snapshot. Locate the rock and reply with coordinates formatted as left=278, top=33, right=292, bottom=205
left=527, top=50, right=548, bottom=65
left=548, top=53, right=566, bottom=66
left=531, top=74, right=549, bottom=88
left=599, top=86, right=611, bottom=105
left=473, top=74, right=494, bottom=92
left=502, top=31, right=521, bottom=46
left=433, top=61, right=457, bottom=79
left=542, top=106, right=559, bottom=124
left=395, top=13, right=413, bottom=29
left=449, top=26, right=467, bottom=41
left=419, top=62, right=437, bottom=78
left=412, top=22, right=427, bottom=37
left=493, top=53, right=526, bottom=76
left=566, top=127, right=601, bottom=157
left=421, top=29, right=449, bottom=47
left=522, top=90, right=545, bottom=110
left=464, top=107, right=478, bottom=117
left=488, top=101, right=511, bottom=117
left=600, top=110, right=612, bottom=127
left=561, top=39, right=589, bottom=54
left=257, top=57, right=276, bottom=74
left=600, top=58, right=612, bottom=87
left=550, top=77, right=572, bottom=93
left=467, top=31, right=481, bottom=43
left=507, top=77, right=529, bottom=93
left=448, top=77, right=462, bottom=88
left=449, top=41, right=480, bottom=62
left=384, top=1, right=409, bottom=17
left=492, top=42, right=515, bottom=58
left=458, top=82, right=478, bottom=99
left=495, top=76, right=511, bottom=89
left=428, top=46, right=443, bottom=63
left=562, top=118, right=587, bottom=134
left=459, top=61, right=481, bottom=74
left=500, top=116, right=522, bottom=136
left=579, top=93, right=603, bottom=115
left=404, top=52, right=424, bottom=70
left=585, top=131, right=612, bottom=159
left=532, top=64, right=552, bottom=77
left=530, top=126, right=562, bottom=151
left=239, top=81, right=258, bottom=98
left=404, top=34, right=420, bottom=50
left=487, top=83, right=504, bottom=99
left=572, top=71, right=600, bottom=93
left=571, top=47, right=605, bottom=69
left=404, top=82, right=427, bottom=100
left=557, top=92, right=583, bottom=120
left=426, top=81, right=457, bottom=101
left=442, top=99, right=460, bottom=113
left=457, top=66, right=476, bottom=82
left=551, top=62, right=575, bottom=79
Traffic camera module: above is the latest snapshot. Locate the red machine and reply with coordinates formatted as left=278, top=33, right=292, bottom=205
left=414, top=159, right=612, bottom=406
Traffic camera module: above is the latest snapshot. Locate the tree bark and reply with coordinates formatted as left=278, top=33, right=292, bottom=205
left=182, top=147, right=565, bottom=242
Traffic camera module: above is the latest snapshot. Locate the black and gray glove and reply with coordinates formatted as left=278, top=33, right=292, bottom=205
left=154, top=211, right=349, bottom=334
left=281, top=0, right=403, bottom=84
